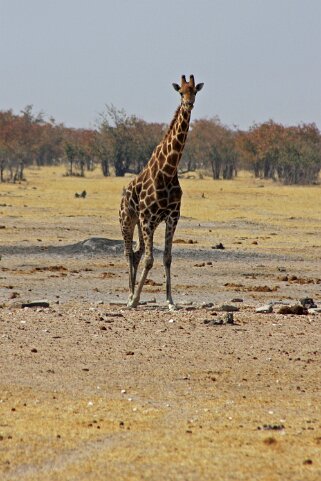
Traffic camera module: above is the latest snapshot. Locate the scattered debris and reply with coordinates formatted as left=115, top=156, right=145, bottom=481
left=145, top=279, right=162, bottom=287
left=75, top=190, right=87, bottom=198
left=203, top=313, right=234, bottom=326
left=211, top=243, right=225, bottom=250
left=257, top=424, right=285, bottom=431
left=173, top=239, right=197, bottom=244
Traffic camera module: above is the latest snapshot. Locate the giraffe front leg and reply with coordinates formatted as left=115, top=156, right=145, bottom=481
left=164, top=218, right=178, bottom=310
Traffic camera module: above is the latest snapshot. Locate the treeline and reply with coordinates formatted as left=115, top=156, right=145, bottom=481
left=1, top=105, right=321, bottom=185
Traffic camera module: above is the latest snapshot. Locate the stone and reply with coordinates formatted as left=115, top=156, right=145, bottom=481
left=219, top=304, right=239, bottom=312
left=299, top=297, right=317, bottom=308
left=211, top=243, right=225, bottom=250
left=224, top=313, right=234, bottom=324
left=278, top=305, right=307, bottom=315
left=308, top=307, right=321, bottom=314
left=21, top=300, right=50, bottom=308
left=256, top=304, right=273, bottom=314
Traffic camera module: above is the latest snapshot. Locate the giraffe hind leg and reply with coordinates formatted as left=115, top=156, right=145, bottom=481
left=131, top=223, right=145, bottom=296
left=128, top=224, right=153, bottom=309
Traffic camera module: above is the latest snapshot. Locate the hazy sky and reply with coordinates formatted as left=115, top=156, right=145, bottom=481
left=1, top=0, right=321, bottom=130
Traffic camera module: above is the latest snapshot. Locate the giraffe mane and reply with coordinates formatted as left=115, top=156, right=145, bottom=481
left=163, top=105, right=181, bottom=142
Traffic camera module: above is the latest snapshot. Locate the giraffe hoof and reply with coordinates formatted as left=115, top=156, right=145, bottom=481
left=127, top=299, right=139, bottom=309
left=168, top=303, right=177, bottom=311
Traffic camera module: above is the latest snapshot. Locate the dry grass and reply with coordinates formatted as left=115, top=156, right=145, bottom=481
left=1, top=166, right=321, bottom=481
left=1, top=166, right=321, bottom=257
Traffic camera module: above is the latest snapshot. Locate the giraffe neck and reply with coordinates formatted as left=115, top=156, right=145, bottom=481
left=151, top=104, right=191, bottom=178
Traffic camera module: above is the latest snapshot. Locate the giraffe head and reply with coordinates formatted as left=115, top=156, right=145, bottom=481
left=172, top=75, right=204, bottom=111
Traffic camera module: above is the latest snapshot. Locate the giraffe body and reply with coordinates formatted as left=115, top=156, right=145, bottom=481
left=119, top=75, right=203, bottom=309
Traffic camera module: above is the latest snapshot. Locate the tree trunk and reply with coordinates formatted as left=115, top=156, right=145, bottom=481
left=101, top=158, right=110, bottom=176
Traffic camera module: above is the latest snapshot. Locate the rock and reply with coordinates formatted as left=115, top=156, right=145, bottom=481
left=231, top=298, right=243, bottom=303
left=21, top=300, right=50, bottom=308
left=211, top=243, right=225, bottom=250
left=258, top=424, right=285, bottom=431
left=203, top=313, right=234, bottom=325
left=219, top=304, right=239, bottom=312
left=278, top=305, right=307, bottom=315
left=225, top=313, right=234, bottom=324
left=256, top=304, right=273, bottom=314
left=201, top=302, right=214, bottom=308
left=299, top=297, right=317, bottom=308
left=203, top=319, right=224, bottom=326
left=308, top=307, right=321, bottom=314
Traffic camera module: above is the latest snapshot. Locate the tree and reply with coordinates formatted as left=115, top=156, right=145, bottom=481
left=237, top=121, right=285, bottom=179
left=63, top=128, right=95, bottom=176
left=97, top=105, right=163, bottom=176
left=277, top=124, right=321, bottom=184
left=185, top=118, right=239, bottom=179
left=238, top=121, right=321, bottom=184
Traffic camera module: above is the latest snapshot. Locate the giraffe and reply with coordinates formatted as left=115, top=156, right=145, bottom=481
left=119, top=75, right=204, bottom=309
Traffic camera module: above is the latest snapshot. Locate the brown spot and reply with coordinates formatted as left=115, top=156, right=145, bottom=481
left=158, top=198, right=168, bottom=208
left=172, top=138, right=182, bottom=152
left=264, top=437, right=277, bottom=445
left=177, top=132, right=186, bottom=143
left=162, top=163, right=175, bottom=176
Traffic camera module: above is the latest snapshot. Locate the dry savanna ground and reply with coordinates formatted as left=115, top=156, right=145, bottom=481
left=0, top=166, right=321, bottom=480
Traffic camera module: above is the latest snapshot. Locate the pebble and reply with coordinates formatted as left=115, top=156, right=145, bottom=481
left=203, top=313, right=234, bottom=326
left=201, top=302, right=214, bottom=308
left=308, top=307, right=321, bottom=314
left=219, top=304, right=239, bottom=312
left=21, top=300, right=50, bottom=308
left=299, top=297, right=317, bottom=308
left=256, top=304, right=273, bottom=314
left=278, top=305, right=307, bottom=315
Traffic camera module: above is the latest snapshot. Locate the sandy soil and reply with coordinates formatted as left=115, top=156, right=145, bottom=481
left=1, top=232, right=321, bottom=480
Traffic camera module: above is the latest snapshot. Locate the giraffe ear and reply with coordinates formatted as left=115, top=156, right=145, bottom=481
left=196, top=83, right=204, bottom=92
left=172, top=83, right=180, bottom=92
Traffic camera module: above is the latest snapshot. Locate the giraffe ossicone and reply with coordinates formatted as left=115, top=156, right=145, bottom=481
left=119, top=75, right=204, bottom=309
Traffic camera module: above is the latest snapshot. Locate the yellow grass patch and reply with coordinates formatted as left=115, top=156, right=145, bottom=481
left=0, top=166, right=320, bottom=257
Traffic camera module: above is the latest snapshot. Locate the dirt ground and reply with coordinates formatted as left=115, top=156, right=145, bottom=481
left=0, top=172, right=321, bottom=480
